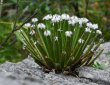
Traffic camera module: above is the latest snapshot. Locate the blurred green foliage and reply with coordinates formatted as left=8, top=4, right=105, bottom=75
left=0, top=0, right=110, bottom=63
left=0, top=22, right=26, bottom=63
left=2, top=0, right=110, bottom=41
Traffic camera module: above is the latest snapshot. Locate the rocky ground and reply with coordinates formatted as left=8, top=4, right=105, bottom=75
left=0, top=42, right=110, bottom=85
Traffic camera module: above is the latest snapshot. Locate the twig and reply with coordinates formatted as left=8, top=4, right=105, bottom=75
left=85, top=0, right=89, bottom=17
left=0, top=0, right=38, bottom=48
left=0, top=0, right=19, bottom=48
left=0, top=0, right=3, bottom=17
left=9, top=35, right=17, bottom=46
left=15, top=11, right=38, bottom=31
left=72, top=1, right=79, bottom=17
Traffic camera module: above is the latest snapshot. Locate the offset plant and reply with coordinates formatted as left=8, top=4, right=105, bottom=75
left=16, top=14, right=103, bottom=73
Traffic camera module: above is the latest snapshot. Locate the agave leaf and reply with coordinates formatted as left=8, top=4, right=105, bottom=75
left=93, top=40, right=102, bottom=51
left=57, top=31, right=62, bottom=61
left=64, top=37, right=73, bottom=62
left=44, top=57, right=55, bottom=69
left=88, top=49, right=103, bottom=65
left=72, top=43, right=84, bottom=66
left=71, top=31, right=94, bottom=66
left=81, top=51, right=94, bottom=66
left=35, top=42, right=47, bottom=57
left=64, top=57, right=74, bottom=68
left=83, top=43, right=94, bottom=55
left=81, top=31, right=93, bottom=52
left=59, top=51, right=67, bottom=68
left=46, top=36, right=54, bottom=60
left=18, top=30, right=51, bottom=68
left=55, top=63, right=62, bottom=71
left=20, top=31, right=42, bottom=59
left=71, top=32, right=85, bottom=57
left=53, top=40, right=60, bottom=62
left=72, top=24, right=80, bottom=49
left=36, top=29, right=50, bottom=58
left=81, top=36, right=97, bottom=61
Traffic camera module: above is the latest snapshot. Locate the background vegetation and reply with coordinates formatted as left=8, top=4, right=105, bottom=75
left=0, top=0, right=110, bottom=63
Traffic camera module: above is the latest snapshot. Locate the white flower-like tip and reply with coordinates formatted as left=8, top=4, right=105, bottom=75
left=68, top=16, right=79, bottom=25
left=57, top=29, right=63, bottom=32
left=96, top=30, right=102, bottom=35
left=87, top=22, right=92, bottom=28
left=78, top=38, right=84, bottom=43
left=32, top=18, right=38, bottom=23
left=24, top=23, right=31, bottom=28
left=70, top=16, right=79, bottom=22
left=28, top=53, right=32, bottom=58
left=80, top=18, right=88, bottom=23
left=93, top=24, right=98, bottom=29
left=43, top=14, right=52, bottom=20
left=31, top=24, right=35, bottom=28
left=37, top=23, right=46, bottom=29
left=61, top=14, right=70, bottom=20
left=44, top=30, right=51, bottom=36
left=65, top=31, right=72, bottom=37
left=85, top=27, right=91, bottom=32
left=68, top=20, right=76, bottom=26
left=100, top=39, right=104, bottom=42
left=87, top=23, right=98, bottom=30
left=18, top=30, right=23, bottom=32
left=51, top=14, right=61, bottom=23
left=22, top=44, right=26, bottom=50
left=54, top=36, right=58, bottom=41
left=30, top=30, right=35, bottom=35
left=78, top=18, right=89, bottom=27
left=34, top=41, right=37, bottom=45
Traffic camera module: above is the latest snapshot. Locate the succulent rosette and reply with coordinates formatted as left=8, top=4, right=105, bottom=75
left=16, top=14, right=103, bottom=73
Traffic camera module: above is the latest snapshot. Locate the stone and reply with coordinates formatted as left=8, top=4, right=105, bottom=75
left=0, top=42, right=110, bottom=85
left=77, top=67, right=110, bottom=85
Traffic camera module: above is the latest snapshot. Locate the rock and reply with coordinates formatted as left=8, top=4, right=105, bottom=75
left=99, top=42, right=110, bottom=67
left=0, top=42, right=110, bottom=85
left=0, top=57, right=46, bottom=85
left=78, top=67, right=110, bottom=85
left=0, top=57, right=99, bottom=85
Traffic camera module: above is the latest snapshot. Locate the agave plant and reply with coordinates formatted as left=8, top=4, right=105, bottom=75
left=16, top=14, right=103, bottom=73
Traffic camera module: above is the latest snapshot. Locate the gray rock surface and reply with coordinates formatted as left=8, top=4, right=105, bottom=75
left=0, top=42, right=110, bottom=85
left=99, top=42, right=110, bottom=67
left=78, top=67, right=110, bottom=85
left=0, top=57, right=98, bottom=85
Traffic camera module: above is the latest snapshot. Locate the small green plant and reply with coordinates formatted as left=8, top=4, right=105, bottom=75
left=93, top=60, right=109, bottom=70
left=16, top=14, right=103, bottom=73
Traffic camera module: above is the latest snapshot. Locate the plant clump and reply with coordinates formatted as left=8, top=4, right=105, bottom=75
left=16, top=14, right=103, bottom=73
